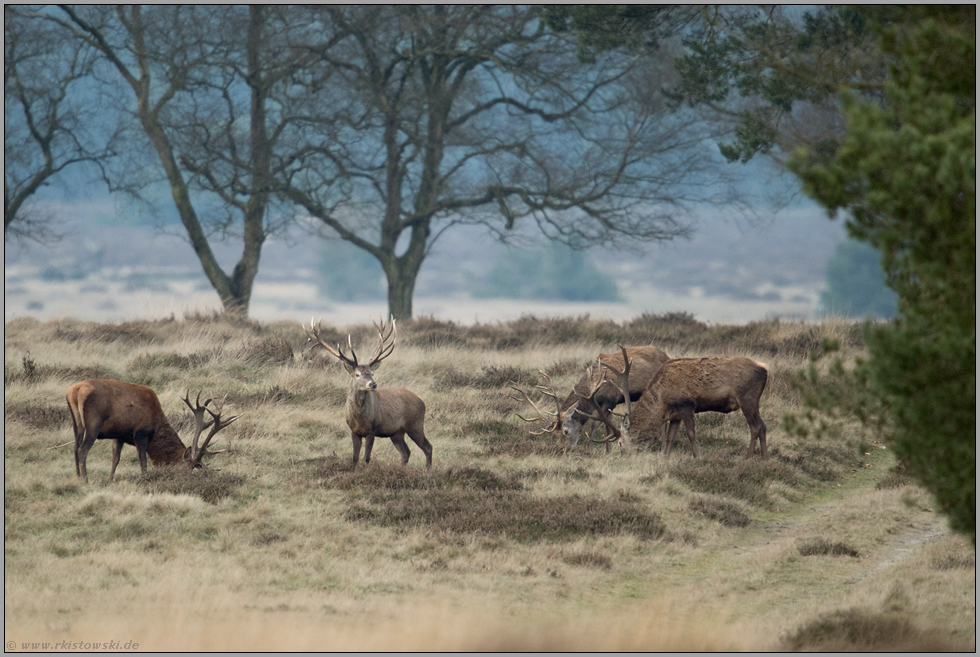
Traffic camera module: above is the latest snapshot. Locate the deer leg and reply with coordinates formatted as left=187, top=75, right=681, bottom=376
left=69, top=403, right=83, bottom=477
left=363, top=435, right=376, bottom=465
left=407, top=429, right=433, bottom=470
left=109, top=439, right=123, bottom=483
left=389, top=431, right=412, bottom=465
left=134, top=430, right=150, bottom=474
left=662, top=420, right=681, bottom=457
left=745, top=410, right=767, bottom=460
left=77, top=419, right=102, bottom=484
left=682, top=413, right=699, bottom=458
left=351, top=432, right=363, bottom=469
left=588, top=419, right=613, bottom=455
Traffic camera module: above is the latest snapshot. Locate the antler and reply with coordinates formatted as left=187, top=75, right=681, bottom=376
left=367, top=315, right=397, bottom=367
left=509, top=371, right=561, bottom=435
left=587, top=345, right=634, bottom=444
left=182, top=390, right=241, bottom=465
left=564, top=358, right=617, bottom=443
left=306, top=318, right=359, bottom=369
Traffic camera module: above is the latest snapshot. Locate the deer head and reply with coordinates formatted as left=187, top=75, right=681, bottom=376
left=306, top=316, right=397, bottom=391
left=515, top=345, right=634, bottom=448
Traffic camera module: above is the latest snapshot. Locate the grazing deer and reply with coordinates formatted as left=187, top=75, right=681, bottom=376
left=558, top=345, right=670, bottom=446
left=66, top=379, right=239, bottom=483
left=631, top=357, right=769, bottom=459
left=512, top=345, right=669, bottom=448
left=306, top=317, right=432, bottom=469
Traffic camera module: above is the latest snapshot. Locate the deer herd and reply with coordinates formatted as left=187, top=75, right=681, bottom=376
left=63, top=316, right=769, bottom=483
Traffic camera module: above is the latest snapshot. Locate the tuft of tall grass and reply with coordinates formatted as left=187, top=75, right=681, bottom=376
left=236, top=336, right=295, bottom=366
left=5, top=362, right=122, bottom=386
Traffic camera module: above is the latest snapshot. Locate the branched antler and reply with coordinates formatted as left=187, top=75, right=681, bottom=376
left=306, top=317, right=359, bottom=369
left=509, top=371, right=561, bottom=435
left=368, top=315, right=397, bottom=367
left=306, top=316, right=397, bottom=370
left=585, top=345, right=634, bottom=445
left=182, top=390, right=240, bottom=465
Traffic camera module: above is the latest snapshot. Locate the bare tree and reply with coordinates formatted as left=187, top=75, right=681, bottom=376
left=44, top=5, right=308, bottom=316
left=4, top=7, right=115, bottom=241
left=282, top=6, right=731, bottom=319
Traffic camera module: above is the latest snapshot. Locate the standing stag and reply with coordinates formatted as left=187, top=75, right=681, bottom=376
left=66, top=379, right=238, bottom=483
left=631, top=357, right=769, bottom=459
left=306, top=317, right=432, bottom=469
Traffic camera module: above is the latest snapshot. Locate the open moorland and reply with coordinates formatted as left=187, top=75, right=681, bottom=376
left=4, top=313, right=975, bottom=651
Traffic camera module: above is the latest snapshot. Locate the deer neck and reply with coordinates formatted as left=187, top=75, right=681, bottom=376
left=145, top=423, right=189, bottom=466
left=347, top=385, right=379, bottom=419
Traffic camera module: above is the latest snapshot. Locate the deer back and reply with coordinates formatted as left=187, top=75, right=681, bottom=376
left=634, top=357, right=768, bottom=430
left=561, top=345, right=670, bottom=414
left=67, top=379, right=189, bottom=465
left=68, top=379, right=164, bottom=434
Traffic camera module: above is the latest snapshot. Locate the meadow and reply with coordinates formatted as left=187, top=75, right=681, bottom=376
left=3, top=313, right=975, bottom=651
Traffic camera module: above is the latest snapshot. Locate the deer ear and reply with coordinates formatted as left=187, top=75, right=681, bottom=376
left=341, top=362, right=354, bottom=374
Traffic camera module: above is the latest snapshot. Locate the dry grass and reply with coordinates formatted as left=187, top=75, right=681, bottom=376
left=4, top=314, right=974, bottom=652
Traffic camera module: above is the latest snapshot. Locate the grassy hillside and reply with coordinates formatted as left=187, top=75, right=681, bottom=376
left=4, top=313, right=975, bottom=651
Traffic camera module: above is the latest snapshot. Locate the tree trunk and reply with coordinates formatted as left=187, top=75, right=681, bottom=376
left=382, top=221, right=429, bottom=321
left=386, top=267, right=417, bottom=322
left=58, top=5, right=265, bottom=319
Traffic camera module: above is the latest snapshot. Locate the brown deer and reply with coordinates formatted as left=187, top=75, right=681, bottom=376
left=66, top=379, right=239, bottom=483
left=631, top=357, right=769, bottom=459
left=557, top=346, right=670, bottom=446
left=511, top=345, right=669, bottom=448
left=306, top=317, right=432, bottom=469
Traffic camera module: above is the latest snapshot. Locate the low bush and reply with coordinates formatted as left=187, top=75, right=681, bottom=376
left=345, top=487, right=668, bottom=543
left=688, top=495, right=750, bottom=527
left=136, top=466, right=245, bottom=504
left=5, top=400, right=69, bottom=430
left=324, top=462, right=523, bottom=493
left=672, top=455, right=801, bottom=507
left=779, top=609, right=967, bottom=652
left=478, top=429, right=562, bottom=458
left=321, top=463, right=664, bottom=542
left=798, top=538, right=860, bottom=558
left=559, top=548, right=613, bottom=570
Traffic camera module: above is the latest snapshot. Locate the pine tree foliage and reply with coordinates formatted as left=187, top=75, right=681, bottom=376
left=790, top=6, right=975, bottom=541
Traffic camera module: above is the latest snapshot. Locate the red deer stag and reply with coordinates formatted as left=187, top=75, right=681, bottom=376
left=306, top=317, right=432, bottom=469
left=511, top=345, right=669, bottom=448
left=66, top=379, right=239, bottom=483
left=632, top=357, right=769, bottom=459
left=557, top=346, right=670, bottom=446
